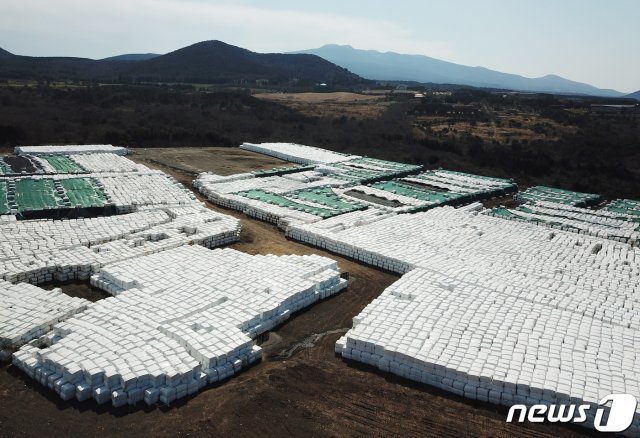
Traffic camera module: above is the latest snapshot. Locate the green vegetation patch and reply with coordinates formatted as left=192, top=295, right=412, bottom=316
left=60, top=178, right=108, bottom=208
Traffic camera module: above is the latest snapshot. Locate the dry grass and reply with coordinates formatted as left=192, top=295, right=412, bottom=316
left=415, top=112, right=578, bottom=144
left=255, top=92, right=388, bottom=119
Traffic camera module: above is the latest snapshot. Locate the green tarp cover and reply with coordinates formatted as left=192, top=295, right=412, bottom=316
left=42, top=155, right=85, bottom=173
left=0, top=181, right=9, bottom=214
left=14, top=178, right=65, bottom=212
left=60, top=178, right=108, bottom=208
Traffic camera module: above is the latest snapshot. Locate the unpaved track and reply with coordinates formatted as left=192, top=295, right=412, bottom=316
left=0, top=147, right=590, bottom=437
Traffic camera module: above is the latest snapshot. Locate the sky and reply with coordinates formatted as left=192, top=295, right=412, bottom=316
left=0, top=0, right=638, bottom=93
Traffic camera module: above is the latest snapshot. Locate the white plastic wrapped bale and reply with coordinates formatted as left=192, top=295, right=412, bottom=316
left=97, top=173, right=197, bottom=213
left=486, top=201, right=640, bottom=244
left=215, top=193, right=322, bottom=229
left=194, top=172, right=255, bottom=187
left=0, top=280, right=89, bottom=353
left=240, top=142, right=358, bottom=165
left=69, top=153, right=148, bottom=173
left=193, top=172, right=352, bottom=229
left=29, top=156, right=57, bottom=173
left=16, top=145, right=127, bottom=156
left=0, top=209, right=170, bottom=282
left=326, top=207, right=640, bottom=434
left=403, top=169, right=516, bottom=196
left=337, top=185, right=426, bottom=212
left=194, top=173, right=345, bottom=196
left=294, top=208, right=640, bottom=319
left=85, top=206, right=241, bottom=269
left=336, top=268, right=640, bottom=435
left=13, top=245, right=347, bottom=406
left=0, top=206, right=241, bottom=285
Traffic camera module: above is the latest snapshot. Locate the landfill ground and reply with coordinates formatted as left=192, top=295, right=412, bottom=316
left=0, top=147, right=592, bottom=437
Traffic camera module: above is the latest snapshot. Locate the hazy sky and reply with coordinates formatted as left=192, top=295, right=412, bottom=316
left=1, top=0, right=638, bottom=92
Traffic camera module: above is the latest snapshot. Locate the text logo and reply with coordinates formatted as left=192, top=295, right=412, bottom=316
left=506, top=393, right=637, bottom=433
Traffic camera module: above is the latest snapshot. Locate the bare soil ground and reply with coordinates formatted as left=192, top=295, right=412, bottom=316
left=255, top=92, right=388, bottom=119
left=0, top=147, right=591, bottom=437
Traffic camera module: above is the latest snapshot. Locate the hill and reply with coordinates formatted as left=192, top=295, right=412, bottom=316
left=100, top=53, right=160, bottom=61
left=624, top=90, right=640, bottom=100
left=125, top=41, right=365, bottom=85
left=0, top=55, right=128, bottom=82
left=293, top=45, right=623, bottom=97
left=0, top=41, right=367, bottom=87
left=0, top=47, right=13, bottom=58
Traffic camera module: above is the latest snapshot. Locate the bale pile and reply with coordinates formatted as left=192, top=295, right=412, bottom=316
left=15, top=144, right=127, bottom=156
left=1, top=280, right=89, bottom=355
left=13, top=246, right=347, bottom=406
left=240, top=142, right=356, bottom=164
left=0, top=206, right=241, bottom=284
left=324, top=207, right=640, bottom=434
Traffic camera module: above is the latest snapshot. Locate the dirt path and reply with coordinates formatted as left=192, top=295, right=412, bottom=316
left=0, top=147, right=591, bottom=437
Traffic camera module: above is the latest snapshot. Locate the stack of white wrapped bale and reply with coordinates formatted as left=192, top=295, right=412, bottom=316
left=97, top=173, right=197, bottom=213
left=16, top=145, right=127, bottom=156
left=336, top=185, right=426, bottom=212
left=13, top=245, right=347, bottom=406
left=403, top=169, right=515, bottom=195
left=28, top=156, right=58, bottom=173
left=486, top=200, right=640, bottom=244
left=69, top=154, right=148, bottom=173
left=240, top=142, right=357, bottom=165
left=194, top=173, right=346, bottom=197
left=0, top=206, right=241, bottom=284
left=0, top=280, right=89, bottom=354
left=328, top=207, right=640, bottom=434
left=194, top=172, right=351, bottom=229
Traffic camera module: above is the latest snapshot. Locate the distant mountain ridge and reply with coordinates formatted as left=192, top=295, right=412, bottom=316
left=0, top=41, right=367, bottom=86
left=0, top=41, right=628, bottom=96
left=292, top=44, right=623, bottom=97
left=624, top=90, right=640, bottom=100
left=100, top=53, right=160, bottom=61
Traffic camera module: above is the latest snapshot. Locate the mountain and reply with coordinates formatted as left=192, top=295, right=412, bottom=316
left=100, top=53, right=160, bottom=61
left=624, top=90, right=640, bottom=100
left=0, top=55, right=128, bottom=81
left=125, top=41, right=365, bottom=85
left=0, top=47, right=14, bottom=58
left=293, top=45, right=623, bottom=97
left=0, top=41, right=367, bottom=86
